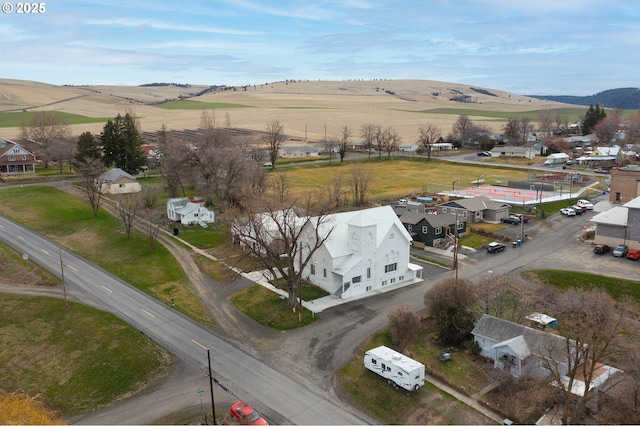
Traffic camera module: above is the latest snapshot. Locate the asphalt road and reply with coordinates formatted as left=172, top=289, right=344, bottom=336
left=0, top=215, right=370, bottom=425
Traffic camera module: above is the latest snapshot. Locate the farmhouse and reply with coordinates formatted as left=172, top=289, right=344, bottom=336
left=0, top=138, right=37, bottom=175
left=490, top=146, right=536, bottom=159
left=166, top=197, right=215, bottom=226
left=98, top=168, right=142, bottom=194
left=278, top=146, right=319, bottom=158
left=298, top=206, right=423, bottom=298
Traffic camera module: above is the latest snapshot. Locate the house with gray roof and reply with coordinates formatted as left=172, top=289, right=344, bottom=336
left=436, top=196, right=510, bottom=223
left=396, top=210, right=466, bottom=247
left=98, top=168, right=141, bottom=194
left=472, top=314, right=569, bottom=379
left=278, top=146, right=319, bottom=158
left=167, top=197, right=215, bottom=225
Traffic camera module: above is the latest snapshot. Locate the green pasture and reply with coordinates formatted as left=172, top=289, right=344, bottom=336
left=0, top=110, right=108, bottom=128
left=410, top=106, right=588, bottom=122
left=0, top=293, right=172, bottom=415
left=0, top=186, right=212, bottom=325
left=155, top=100, right=252, bottom=110
left=529, top=270, right=640, bottom=303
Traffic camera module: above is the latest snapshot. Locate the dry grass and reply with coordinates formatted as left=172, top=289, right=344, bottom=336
left=0, top=78, right=569, bottom=143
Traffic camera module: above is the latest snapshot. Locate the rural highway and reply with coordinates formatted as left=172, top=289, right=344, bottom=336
left=0, top=214, right=370, bottom=425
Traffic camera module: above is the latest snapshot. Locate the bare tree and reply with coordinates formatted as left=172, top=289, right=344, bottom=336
left=502, top=117, right=519, bottom=145
left=226, top=191, right=336, bottom=307
left=452, top=114, right=474, bottom=146
left=77, top=157, right=105, bottom=217
left=518, top=117, right=533, bottom=147
left=156, top=125, right=188, bottom=198
left=625, top=112, right=640, bottom=146
left=360, top=123, right=377, bottom=158
left=141, top=188, right=163, bottom=251
left=383, top=127, right=401, bottom=157
left=20, top=111, right=70, bottom=168
left=115, top=192, right=142, bottom=239
left=537, top=109, right=555, bottom=141
left=49, top=136, right=76, bottom=173
left=263, top=120, right=286, bottom=167
left=474, top=275, right=534, bottom=324
left=338, top=125, right=351, bottom=162
left=541, top=288, right=627, bottom=424
left=330, top=171, right=344, bottom=209
left=593, top=109, right=622, bottom=146
left=272, top=170, right=290, bottom=203
left=373, top=126, right=385, bottom=158
left=387, top=304, right=421, bottom=351
left=350, top=164, right=373, bottom=206
left=417, top=123, right=441, bottom=159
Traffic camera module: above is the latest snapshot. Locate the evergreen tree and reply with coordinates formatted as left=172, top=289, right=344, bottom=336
left=582, top=103, right=607, bottom=135
left=74, top=131, right=101, bottom=165
left=101, top=113, right=146, bottom=175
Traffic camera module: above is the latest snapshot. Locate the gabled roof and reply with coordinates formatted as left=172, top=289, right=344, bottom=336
left=590, top=206, right=628, bottom=226
left=440, top=196, right=508, bottom=212
left=491, top=335, right=531, bottom=359
left=0, top=138, right=35, bottom=157
left=313, top=205, right=412, bottom=259
left=623, top=196, right=640, bottom=210
left=546, top=152, right=570, bottom=159
left=472, top=314, right=566, bottom=358
left=99, top=168, right=137, bottom=183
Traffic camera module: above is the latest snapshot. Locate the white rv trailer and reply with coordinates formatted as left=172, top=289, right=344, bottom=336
left=364, top=345, right=425, bottom=391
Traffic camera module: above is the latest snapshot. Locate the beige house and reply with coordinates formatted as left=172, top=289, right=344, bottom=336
left=99, top=168, right=142, bottom=194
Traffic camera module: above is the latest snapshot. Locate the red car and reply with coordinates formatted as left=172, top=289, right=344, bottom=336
left=627, top=249, right=640, bottom=260
left=230, top=401, right=269, bottom=425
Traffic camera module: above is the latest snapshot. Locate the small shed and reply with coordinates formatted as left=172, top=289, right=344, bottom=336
left=544, top=152, right=570, bottom=165
left=525, top=313, right=557, bottom=329
left=98, top=168, right=142, bottom=194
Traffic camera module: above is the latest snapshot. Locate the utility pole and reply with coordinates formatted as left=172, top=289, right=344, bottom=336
left=298, top=242, right=303, bottom=323
left=453, top=209, right=459, bottom=283
left=207, top=348, right=217, bottom=425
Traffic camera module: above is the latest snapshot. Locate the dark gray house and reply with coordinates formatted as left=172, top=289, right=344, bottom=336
left=397, top=211, right=467, bottom=247
left=437, top=196, right=510, bottom=223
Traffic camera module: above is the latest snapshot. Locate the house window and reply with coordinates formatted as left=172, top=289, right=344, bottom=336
left=382, top=280, right=387, bottom=286
left=22, top=155, right=26, bottom=160
left=310, top=264, right=316, bottom=275
left=399, top=275, right=404, bottom=281
left=390, top=278, right=396, bottom=284
left=371, top=359, right=377, bottom=365
left=323, top=268, right=327, bottom=278
left=457, top=221, right=464, bottom=230
left=451, top=209, right=456, bottom=215
left=463, top=211, right=467, bottom=218
left=385, top=263, right=397, bottom=273
left=353, top=276, right=361, bottom=284
left=366, top=267, right=371, bottom=279
left=366, top=285, right=372, bottom=291
left=119, top=183, right=125, bottom=187
left=407, top=224, right=413, bottom=232
left=422, top=226, right=428, bottom=234
left=435, top=227, right=442, bottom=235
left=8, top=155, right=15, bottom=161
left=442, top=207, right=447, bottom=213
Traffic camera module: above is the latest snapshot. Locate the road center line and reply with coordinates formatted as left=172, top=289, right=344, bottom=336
left=67, top=264, right=78, bottom=272
left=142, top=309, right=155, bottom=318
left=101, top=285, right=112, bottom=293
left=192, top=339, right=208, bottom=350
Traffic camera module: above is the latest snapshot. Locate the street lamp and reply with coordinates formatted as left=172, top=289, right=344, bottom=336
left=452, top=178, right=460, bottom=193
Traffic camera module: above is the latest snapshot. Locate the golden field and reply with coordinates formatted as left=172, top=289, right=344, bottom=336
left=0, top=78, right=570, bottom=143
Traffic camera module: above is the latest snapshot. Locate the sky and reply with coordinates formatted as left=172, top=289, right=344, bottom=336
left=1, top=0, right=638, bottom=96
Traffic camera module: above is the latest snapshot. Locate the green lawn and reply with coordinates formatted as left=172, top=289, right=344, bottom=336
left=0, top=111, right=109, bottom=127
left=0, top=293, right=172, bottom=415
left=0, top=186, right=212, bottom=325
left=529, top=269, right=640, bottom=302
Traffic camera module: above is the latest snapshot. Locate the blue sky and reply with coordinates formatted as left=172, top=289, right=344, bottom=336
left=1, top=0, right=638, bottom=95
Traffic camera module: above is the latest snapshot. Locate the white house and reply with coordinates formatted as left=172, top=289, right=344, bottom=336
left=166, top=197, right=215, bottom=225
left=98, top=168, right=142, bottom=194
left=299, top=205, right=423, bottom=299
left=544, top=152, right=570, bottom=165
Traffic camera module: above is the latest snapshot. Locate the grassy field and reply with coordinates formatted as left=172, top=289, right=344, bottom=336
left=273, top=157, right=528, bottom=202
left=0, top=110, right=108, bottom=128
left=416, top=106, right=587, bottom=121
left=528, top=269, right=640, bottom=302
left=0, top=293, right=172, bottom=415
left=0, top=186, right=212, bottom=325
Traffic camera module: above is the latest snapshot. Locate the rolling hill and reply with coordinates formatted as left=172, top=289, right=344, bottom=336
left=531, top=88, right=640, bottom=110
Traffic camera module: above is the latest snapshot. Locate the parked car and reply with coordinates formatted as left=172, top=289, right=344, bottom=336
left=230, top=401, right=269, bottom=425
left=500, top=216, right=520, bottom=225
left=560, top=208, right=576, bottom=216
left=487, top=242, right=506, bottom=253
left=594, top=168, right=609, bottom=174
left=514, top=214, right=530, bottom=223
left=477, top=151, right=491, bottom=157
left=627, top=249, right=640, bottom=260
left=577, top=199, right=595, bottom=210
left=613, top=244, right=629, bottom=257
left=262, top=162, right=273, bottom=168
left=570, top=205, right=583, bottom=215
left=594, top=244, right=610, bottom=254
